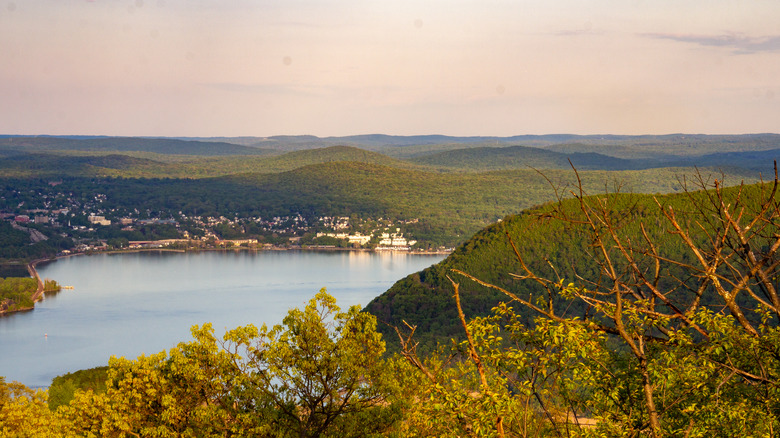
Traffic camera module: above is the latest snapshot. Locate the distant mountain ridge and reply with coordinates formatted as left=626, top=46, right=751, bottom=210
left=175, top=132, right=780, bottom=153
left=1, top=133, right=778, bottom=177
left=0, top=136, right=272, bottom=156
left=3, top=133, right=779, bottom=160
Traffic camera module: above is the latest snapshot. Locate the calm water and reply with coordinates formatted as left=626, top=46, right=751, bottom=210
left=0, top=251, right=444, bottom=388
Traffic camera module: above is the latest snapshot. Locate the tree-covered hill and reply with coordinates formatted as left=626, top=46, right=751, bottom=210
left=688, top=147, right=780, bottom=172
left=0, top=153, right=169, bottom=178
left=5, top=133, right=780, bottom=158
left=364, top=178, right=778, bottom=351
left=544, top=133, right=780, bottom=158
left=3, top=162, right=758, bottom=248
left=231, top=145, right=425, bottom=173
left=251, top=133, right=780, bottom=159
left=203, top=163, right=760, bottom=245
left=0, top=136, right=273, bottom=156
left=3, top=143, right=776, bottom=180
left=0, top=221, right=72, bottom=261
left=409, top=142, right=780, bottom=173
left=0, top=146, right=428, bottom=179
left=409, top=144, right=641, bottom=171
left=1, top=134, right=779, bottom=178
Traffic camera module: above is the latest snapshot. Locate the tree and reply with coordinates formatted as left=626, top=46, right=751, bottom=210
left=394, top=280, right=605, bottom=437
left=1, top=377, right=65, bottom=437
left=58, top=289, right=399, bottom=437
left=223, top=288, right=400, bottom=438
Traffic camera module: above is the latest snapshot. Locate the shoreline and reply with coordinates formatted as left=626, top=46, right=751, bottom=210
left=28, top=258, right=46, bottom=302
left=1, top=245, right=451, bottom=316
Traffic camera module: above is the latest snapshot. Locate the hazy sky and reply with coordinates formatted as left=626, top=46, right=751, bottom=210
left=2, top=0, right=779, bottom=137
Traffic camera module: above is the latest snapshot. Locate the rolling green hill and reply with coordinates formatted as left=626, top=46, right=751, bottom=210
left=683, top=148, right=780, bottom=172
left=2, top=141, right=777, bottom=180
left=218, top=162, right=762, bottom=245
left=2, top=134, right=779, bottom=177
left=409, top=144, right=641, bottom=171
left=21, top=162, right=757, bottom=249
left=545, top=134, right=780, bottom=158
left=238, top=145, right=425, bottom=173
left=364, top=180, right=777, bottom=352
left=0, top=134, right=775, bottom=253
left=7, top=133, right=779, bottom=158
left=0, top=146, right=425, bottom=178
left=0, top=136, right=273, bottom=156
left=0, top=153, right=169, bottom=178
left=408, top=144, right=780, bottom=173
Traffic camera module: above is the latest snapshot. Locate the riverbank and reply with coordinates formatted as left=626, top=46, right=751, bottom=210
left=86, top=243, right=451, bottom=256
left=120, top=237, right=452, bottom=255
left=1, top=245, right=451, bottom=316
left=28, top=258, right=48, bottom=302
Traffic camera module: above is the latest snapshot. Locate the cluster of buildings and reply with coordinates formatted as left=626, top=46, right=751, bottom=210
left=3, top=209, right=69, bottom=226
left=316, top=228, right=418, bottom=250
left=1, top=184, right=433, bottom=253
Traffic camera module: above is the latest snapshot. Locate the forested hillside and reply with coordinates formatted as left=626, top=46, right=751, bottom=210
left=2, top=134, right=779, bottom=177
left=0, top=146, right=423, bottom=178
left=2, top=164, right=758, bottom=248
left=409, top=145, right=641, bottom=171
left=0, top=136, right=271, bottom=156
left=0, top=221, right=71, bottom=261
left=365, top=176, right=780, bottom=351
left=0, top=133, right=776, bottom=256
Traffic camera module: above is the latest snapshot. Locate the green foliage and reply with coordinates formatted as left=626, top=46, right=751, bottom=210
left=0, top=163, right=760, bottom=252
left=0, top=276, right=37, bottom=312
left=390, top=173, right=780, bottom=436
left=48, top=367, right=108, bottom=411
left=366, top=179, right=775, bottom=353
left=221, top=288, right=399, bottom=437
left=42, top=279, right=60, bottom=292
left=0, top=377, right=66, bottom=437
left=0, top=136, right=267, bottom=157
left=0, top=221, right=72, bottom=262
left=394, top=303, right=607, bottom=437
left=0, top=145, right=422, bottom=179
left=391, top=291, right=780, bottom=436
left=55, top=289, right=400, bottom=437
left=410, top=144, right=640, bottom=171
left=0, top=264, right=29, bottom=278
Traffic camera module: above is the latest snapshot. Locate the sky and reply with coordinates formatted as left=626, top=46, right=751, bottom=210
left=1, top=0, right=779, bottom=137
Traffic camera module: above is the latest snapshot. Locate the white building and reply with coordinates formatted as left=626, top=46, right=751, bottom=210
left=88, top=215, right=111, bottom=226
left=378, top=231, right=416, bottom=248
left=316, top=232, right=372, bottom=246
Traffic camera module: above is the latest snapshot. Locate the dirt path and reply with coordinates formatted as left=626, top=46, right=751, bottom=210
left=27, top=259, right=46, bottom=303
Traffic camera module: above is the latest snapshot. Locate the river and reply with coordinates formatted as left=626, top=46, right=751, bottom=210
left=0, top=250, right=445, bottom=388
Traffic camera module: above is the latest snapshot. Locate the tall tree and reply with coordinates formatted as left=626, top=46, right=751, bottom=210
left=58, top=289, right=399, bottom=437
